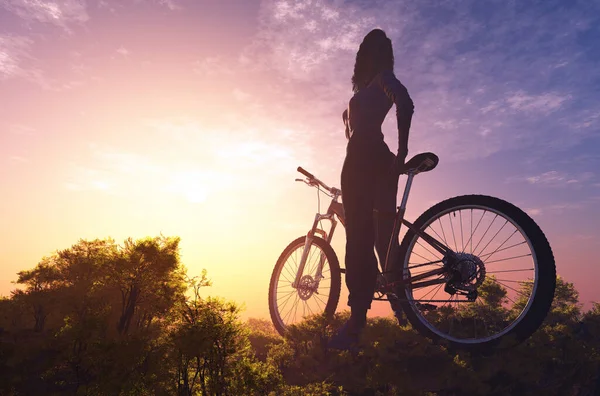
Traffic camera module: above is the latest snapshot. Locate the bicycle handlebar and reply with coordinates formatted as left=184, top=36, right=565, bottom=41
left=296, top=166, right=339, bottom=196
left=297, top=167, right=314, bottom=179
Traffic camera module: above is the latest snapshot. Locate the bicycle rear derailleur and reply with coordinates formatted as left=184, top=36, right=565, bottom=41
left=444, top=252, right=486, bottom=302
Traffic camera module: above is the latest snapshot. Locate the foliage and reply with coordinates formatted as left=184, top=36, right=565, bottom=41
left=1, top=236, right=599, bottom=395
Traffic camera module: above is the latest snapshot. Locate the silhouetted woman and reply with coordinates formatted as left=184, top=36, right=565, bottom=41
left=329, top=29, right=414, bottom=350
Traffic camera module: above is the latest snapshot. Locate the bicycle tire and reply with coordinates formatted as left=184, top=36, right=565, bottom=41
left=268, top=236, right=342, bottom=336
left=397, top=195, right=556, bottom=351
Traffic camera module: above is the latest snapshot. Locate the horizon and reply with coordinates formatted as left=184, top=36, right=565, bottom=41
left=1, top=0, right=599, bottom=321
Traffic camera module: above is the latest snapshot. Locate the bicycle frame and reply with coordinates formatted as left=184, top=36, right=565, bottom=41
left=292, top=170, right=455, bottom=295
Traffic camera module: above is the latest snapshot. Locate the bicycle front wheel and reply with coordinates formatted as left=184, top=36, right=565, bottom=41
left=268, top=236, right=342, bottom=336
left=397, top=195, right=556, bottom=351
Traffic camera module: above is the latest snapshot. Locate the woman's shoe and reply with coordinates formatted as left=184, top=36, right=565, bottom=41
left=328, top=317, right=365, bottom=351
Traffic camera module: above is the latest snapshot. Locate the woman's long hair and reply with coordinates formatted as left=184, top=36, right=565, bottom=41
left=351, top=29, right=394, bottom=93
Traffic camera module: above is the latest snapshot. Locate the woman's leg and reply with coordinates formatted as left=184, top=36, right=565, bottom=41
left=330, top=144, right=388, bottom=349
left=341, top=155, right=379, bottom=315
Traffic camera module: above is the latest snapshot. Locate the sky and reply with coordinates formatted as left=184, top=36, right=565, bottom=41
left=1, top=0, right=599, bottom=321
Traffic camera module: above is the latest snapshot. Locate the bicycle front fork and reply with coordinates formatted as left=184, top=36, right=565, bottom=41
left=292, top=213, right=337, bottom=288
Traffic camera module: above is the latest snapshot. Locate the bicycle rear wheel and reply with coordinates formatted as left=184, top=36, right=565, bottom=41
left=397, top=195, right=556, bottom=351
left=268, top=236, right=341, bottom=336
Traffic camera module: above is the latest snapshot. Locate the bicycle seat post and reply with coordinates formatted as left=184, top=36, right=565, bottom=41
left=400, top=171, right=415, bottom=212
left=383, top=172, right=415, bottom=274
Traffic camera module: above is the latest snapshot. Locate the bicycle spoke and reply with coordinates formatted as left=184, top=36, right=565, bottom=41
left=476, top=219, right=508, bottom=257
left=405, top=299, right=474, bottom=303
left=485, top=253, right=532, bottom=265
left=416, top=240, right=443, bottom=261
left=475, top=297, right=490, bottom=337
left=493, top=279, right=530, bottom=299
left=302, top=299, right=306, bottom=319
left=307, top=254, right=319, bottom=277
left=430, top=221, right=448, bottom=249
left=494, top=279, right=533, bottom=284
left=416, top=281, right=444, bottom=301
left=312, top=253, right=326, bottom=276
left=314, top=294, right=326, bottom=310
left=282, top=294, right=299, bottom=323
left=283, top=295, right=297, bottom=324
left=305, top=246, right=318, bottom=273
left=460, top=210, right=465, bottom=252
left=408, top=260, right=444, bottom=269
left=449, top=212, right=458, bottom=252
left=470, top=209, right=473, bottom=253
left=437, top=218, right=449, bottom=247
left=291, top=294, right=300, bottom=324
left=276, top=290, right=296, bottom=302
left=410, top=270, right=438, bottom=277
left=479, top=238, right=524, bottom=260
left=280, top=267, right=294, bottom=284
left=473, top=213, right=498, bottom=254
left=305, top=300, right=313, bottom=316
left=465, top=209, right=485, bottom=254
left=442, top=293, right=454, bottom=310
left=411, top=249, right=436, bottom=264
left=285, top=253, right=300, bottom=282
left=398, top=201, right=548, bottom=345
left=487, top=268, right=534, bottom=274
left=277, top=283, right=296, bottom=290
left=283, top=257, right=300, bottom=283
left=278, top=292, right=297, bottom=314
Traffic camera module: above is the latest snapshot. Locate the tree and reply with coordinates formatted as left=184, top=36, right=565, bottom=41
left=108, top=236, right=187, bottom=337
left=1, top=236, right=190, bottom=395
left=13, top=258, right=62, bottom=332
left=245, top=318, right=283, bottom=362
left=165, top=272, right=283, bottom=395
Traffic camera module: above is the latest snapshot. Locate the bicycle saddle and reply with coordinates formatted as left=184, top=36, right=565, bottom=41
left=401, top=152, right=439, bottom=175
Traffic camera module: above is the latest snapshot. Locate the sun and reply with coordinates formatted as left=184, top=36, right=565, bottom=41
left=166, top=170, right=210, bottom=204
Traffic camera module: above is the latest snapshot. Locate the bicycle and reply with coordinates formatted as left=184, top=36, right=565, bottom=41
left=268, top=152, right=556, bottom=351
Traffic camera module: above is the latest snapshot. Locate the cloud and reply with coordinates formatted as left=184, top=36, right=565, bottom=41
left=524, top=202, right=585, bottom=217
left=8, top=155, right=28, bottom=163
left=526, top=171, right=567, bottom=185
left=157, top=0, right=180, bottom=11
left=234, top=0, right=600, bottom=164
left=1, top=0, right=89, bottom=30
left=232, top=88, right=251, bottom=102
left=131, top=0, right=181, bottom=11
left=116, top=46, right=130, bottom=56
left=508, top=170, right=595, bottom=187
left=525, top=208, right=542, bottom=216
left=141, top=117, right=308, bottom=174
left=480, top=91, right=572, bottom=116
left=0, top=35, right=55, bottom=88
left=505, top=91, right=572, bottom=115
left=7, top=123, right=36, bottom=135
left=569, top=109, right=600, bottom=130
left=241, top=0, right=377, bottom=81
left=0, top=35, right=33, bottom=79
left=97, top=0, right=116, bottom=13
left=192, top=56, right=235, bottom=77
left=65, top=115, right=314, bottom=204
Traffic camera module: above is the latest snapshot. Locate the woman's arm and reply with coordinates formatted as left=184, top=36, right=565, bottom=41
left=376, top=69, right=414, bottom=161
left=342, top=109, right=350, bottom=140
